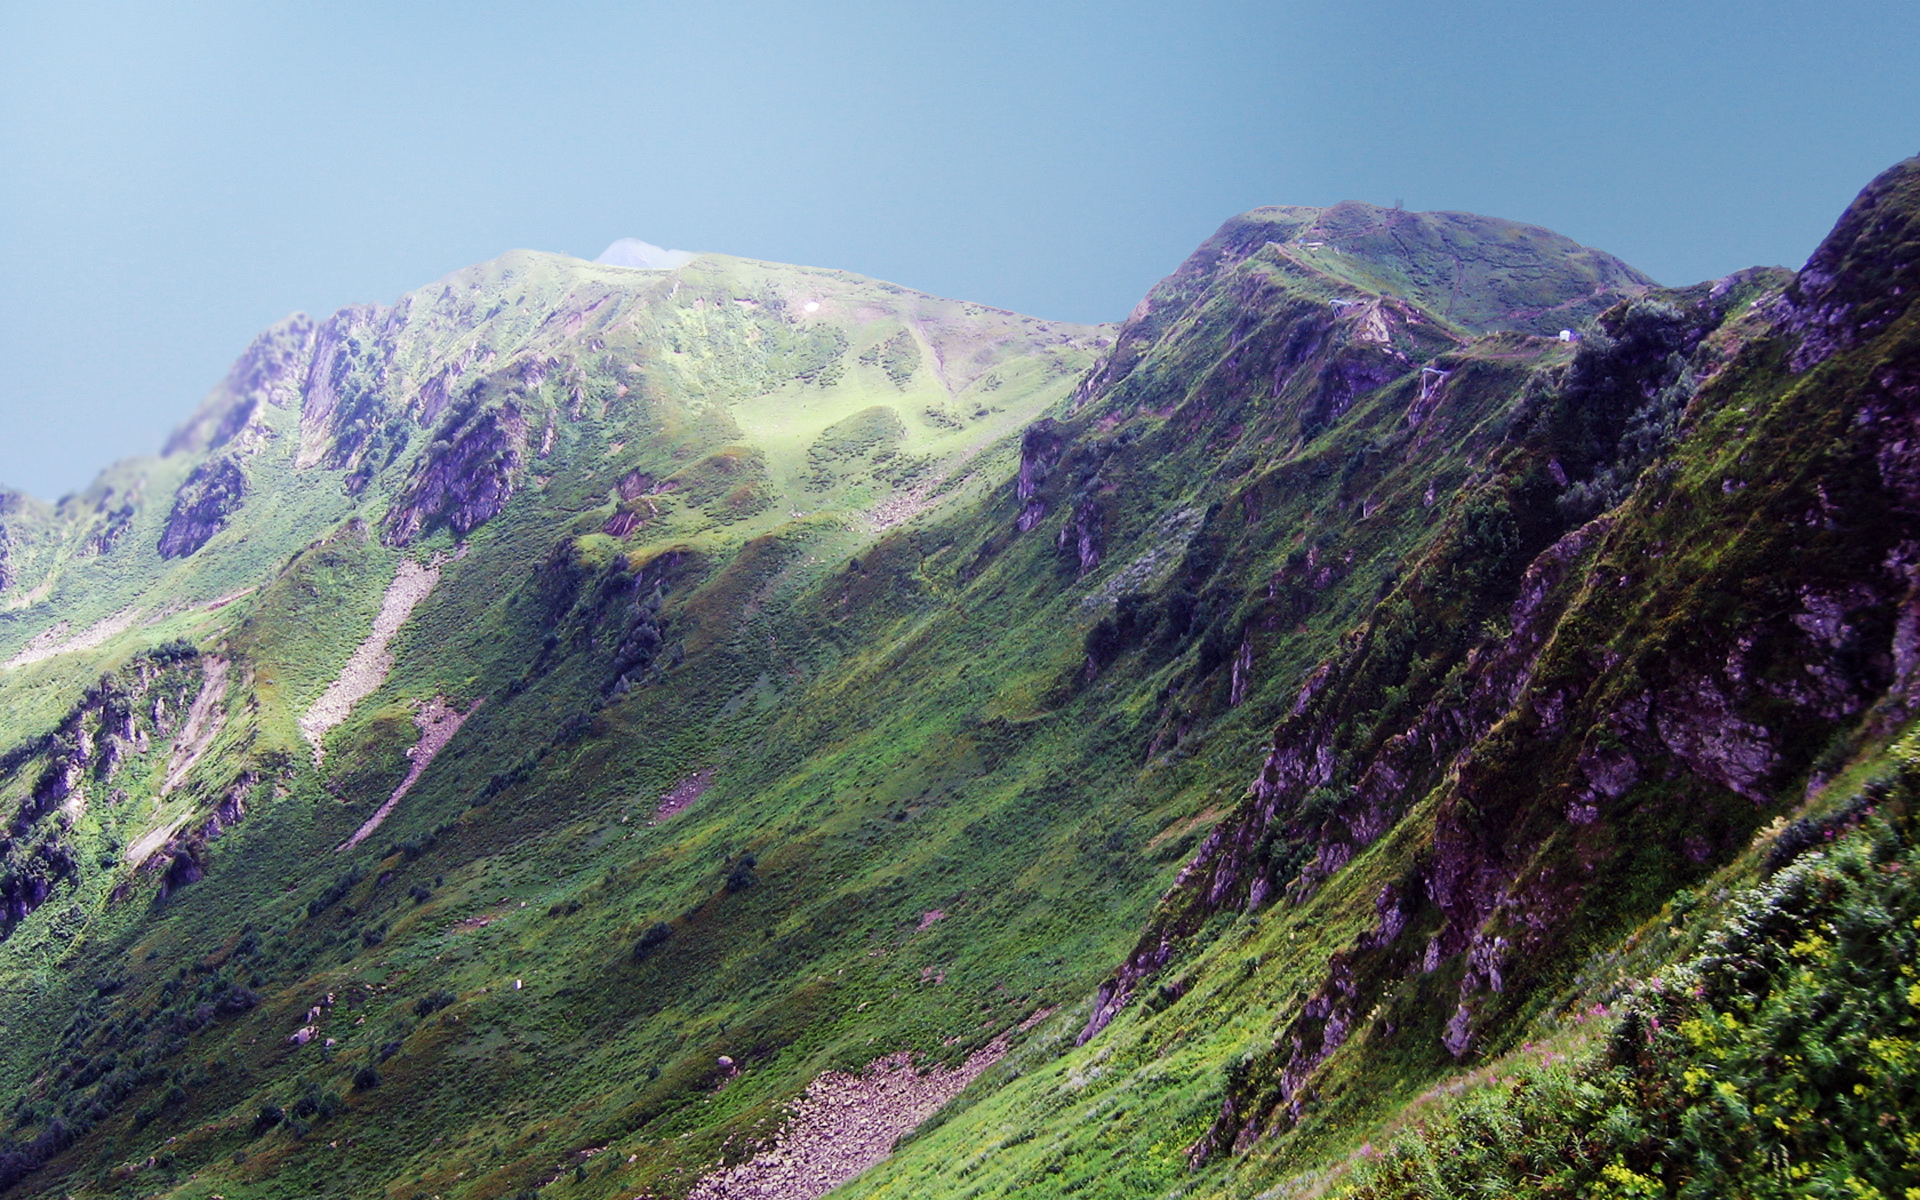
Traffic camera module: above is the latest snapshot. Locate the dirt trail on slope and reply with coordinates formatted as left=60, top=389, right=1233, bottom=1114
left=3, top=608, right=144, bottom=669
left=298, top=560, right=441, bottom=761
left=685, top=1038, right=1010, bottom=1200
left=335, top=696, right=477, bottom=852
left=161, top=655, right=230, bottom=795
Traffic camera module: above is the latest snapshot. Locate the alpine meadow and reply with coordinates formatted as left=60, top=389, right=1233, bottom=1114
left=3, top=154, right=1920, bottom=1200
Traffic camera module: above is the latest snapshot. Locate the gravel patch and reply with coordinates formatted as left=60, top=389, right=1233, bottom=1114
left=298, top=560, right=440, bottom=761
left=160, top=655, right=229, bottom=796
left=686, top=1038, right=1010, bottom=1200
left=335, top=695, right=477, bottom=852
left=652, top=768, right=715, bottom=823
left=4, top=607, right=143, bottom=669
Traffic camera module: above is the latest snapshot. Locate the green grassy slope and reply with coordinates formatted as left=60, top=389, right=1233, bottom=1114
left=0, top=165, right=1912, bottom=1200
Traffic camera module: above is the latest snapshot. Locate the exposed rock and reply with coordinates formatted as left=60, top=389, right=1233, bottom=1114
left=164, top=313, right=318, bottom=456
left=0, top=648, right=207, bottom=935
left=84, top=485, right=141, bottom=557
left=686, top=1037, right=1010, bottom=1200
left=1015, top=419, right=1065, bottom=532
left=159, top=655, right=229, bottom=795
left=335, top=696, right=480, bottom=852
left=157, top=457, right=248, bottom=559
left=3, top=608, right=143, bottom=670
left=1784, top=155, right=1920, bottom=370
left=651, top=767, right=714, bottom=823
left=1057, top=492, right=1103, bottom=576
left=296, top=305, right=389, bottom=470
left=383, top=402, right=527, bottom=545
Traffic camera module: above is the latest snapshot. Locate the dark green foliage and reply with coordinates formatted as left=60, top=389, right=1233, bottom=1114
left=724, top=853, right=758, bottom=894
left=1348, top=798, right=1920, bottom=1200
left=632, top=921, right=673, bottom=962
left=859, top=330, right=922, bottom=388
left=306, top=870, right=362, bottom=919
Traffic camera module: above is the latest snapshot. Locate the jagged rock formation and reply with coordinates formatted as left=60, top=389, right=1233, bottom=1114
left=156, top=456, right=247, bottom=559
left=1077, top=158, right=1920, bottom=1162
left=0, top=645, right=213, bottom=938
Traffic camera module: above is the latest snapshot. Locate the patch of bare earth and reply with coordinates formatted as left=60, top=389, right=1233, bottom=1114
left=161, top=655, right=230, bottom=795
left=336, top=696, right=478, bottom=852
left=201, top=586, right=257, bottom=612
left=686, top=1037, right=1010, bottom=1200
left=298, top=560, right=441, bottom=761
left=127, top=818, right=190, bottom=868
left=651, top=768, right=715, bottom=824
left=4, top=607, right=143, bottom=669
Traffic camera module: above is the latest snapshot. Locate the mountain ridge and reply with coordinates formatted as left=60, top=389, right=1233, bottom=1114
left=0, top=166, right=1915, bottom=1200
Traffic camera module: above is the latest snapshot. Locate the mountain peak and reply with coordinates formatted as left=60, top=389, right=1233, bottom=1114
left=593, top=237, right=697, bottom=269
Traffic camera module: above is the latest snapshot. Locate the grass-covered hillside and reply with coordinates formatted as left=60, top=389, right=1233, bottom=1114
left=1, top=160, right=1916, bottom=1200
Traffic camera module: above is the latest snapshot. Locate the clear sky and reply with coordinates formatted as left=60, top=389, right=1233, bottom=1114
left=2, top=0, right=1916, bottom=499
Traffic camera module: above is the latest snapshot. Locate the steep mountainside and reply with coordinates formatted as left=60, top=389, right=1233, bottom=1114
left=0, top=162, right=1916, bottom=1200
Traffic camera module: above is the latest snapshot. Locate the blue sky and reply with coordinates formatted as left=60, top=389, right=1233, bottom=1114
left=2, top=0, right=1916, bottom=499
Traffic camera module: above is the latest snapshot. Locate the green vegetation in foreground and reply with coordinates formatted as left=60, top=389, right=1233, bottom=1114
left=1342, top=745, right=1920, bottom=1200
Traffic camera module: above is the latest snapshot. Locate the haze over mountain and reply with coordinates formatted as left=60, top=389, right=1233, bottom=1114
left=1, top=157, right=1918, bottom=1200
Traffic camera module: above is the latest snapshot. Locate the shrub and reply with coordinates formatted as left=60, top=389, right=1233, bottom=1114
left=413, top=989, right=456, bottom=1018
left=725, top=854, right=758, bottom=893
left=633, top=922, right=673, bottom=962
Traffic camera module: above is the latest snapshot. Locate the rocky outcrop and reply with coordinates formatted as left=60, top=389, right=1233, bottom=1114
left=1015, top=419, right=1066, bottom=532
left=84, top=491, right=138, bottom=557
left=296, top=305, right=390, bottom=470
left=157, top=457, right=247, bottom=559
left=1088, top=162, right=1920, bottom=1162
left=1783, top=155, right=1920, bottom=370
left=0, top=646, right=207, bottom=938
left=383, top=400, right=528, bottom=545
left=163, top=313, right=318, bottom=456
left=1057, top=493, right=1104, bottom=576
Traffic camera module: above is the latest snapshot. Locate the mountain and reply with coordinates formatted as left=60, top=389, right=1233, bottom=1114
left=0, top=162, right=1915, bottom=1200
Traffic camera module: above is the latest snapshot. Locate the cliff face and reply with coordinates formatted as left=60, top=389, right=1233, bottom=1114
left=0, top=646, right=213, bottom=938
